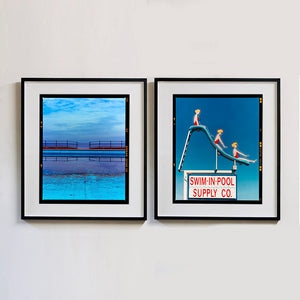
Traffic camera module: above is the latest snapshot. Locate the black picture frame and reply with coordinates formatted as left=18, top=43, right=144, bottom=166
left=22, top=78, right=147, bottom=220
left=155, top=78, right=280, bottom=220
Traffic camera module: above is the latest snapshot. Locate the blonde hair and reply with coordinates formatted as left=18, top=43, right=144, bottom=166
left=195, top=109, right=200, bottom=114
left=231, top=142, right=238, bottom=147
left=217, top=129, right=223, bottom=134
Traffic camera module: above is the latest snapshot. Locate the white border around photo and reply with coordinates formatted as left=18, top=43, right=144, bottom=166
left=22, top=78, right=147, bottom=220
left=155, top=78, right=280, bottom=220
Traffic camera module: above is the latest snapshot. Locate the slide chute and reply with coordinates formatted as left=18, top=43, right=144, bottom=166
left=178, top=125, right=250, bottom=171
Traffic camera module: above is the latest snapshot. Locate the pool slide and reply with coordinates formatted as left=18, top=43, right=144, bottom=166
left=178, top=125, right=250, bottom=171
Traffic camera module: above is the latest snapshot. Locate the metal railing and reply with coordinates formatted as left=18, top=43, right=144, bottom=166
left=43, top=156, right=78, bottom=161
left=43, top=140, right=125, bottom=150
left=43, top=156, right=124, bottom=162
left=43, top=140, right=78, bottom=149
left=89, top=157, right=125, bottom=162
left=89, top=141, right=125, bottom=149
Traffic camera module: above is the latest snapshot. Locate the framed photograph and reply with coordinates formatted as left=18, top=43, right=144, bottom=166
left=155, top=78, right=280, bottom=220
left=22, top=78, right=147, bottom=220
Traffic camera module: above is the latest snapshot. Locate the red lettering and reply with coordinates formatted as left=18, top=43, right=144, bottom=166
left=226, top=189, right=231, bottom=197
left=213, top=189, right=217, bottom=197
left=190, top=177, right=208, bottom=186
left=192, top=187, right=234, bottom=199
left=193, top=189, right=197, bottom=197
left=196, top=189, right=202, bottom=197
left=225, top=178, right=233, bottom=186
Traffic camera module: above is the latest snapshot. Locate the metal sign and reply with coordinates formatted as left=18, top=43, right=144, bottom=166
left=188, top=174, right=237, bottom=200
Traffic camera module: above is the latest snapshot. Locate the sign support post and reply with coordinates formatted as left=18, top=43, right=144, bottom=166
left=183, top=171, right=188, bottom=200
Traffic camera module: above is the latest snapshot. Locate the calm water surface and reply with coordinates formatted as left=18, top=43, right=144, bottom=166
left=42, top=157, right=126, bottom=201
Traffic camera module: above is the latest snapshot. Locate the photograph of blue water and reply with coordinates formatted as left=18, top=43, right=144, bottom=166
left=41, top=96, right=128, bottom=202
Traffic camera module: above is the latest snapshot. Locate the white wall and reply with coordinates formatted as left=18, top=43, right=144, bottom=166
left=0, top=0, right=299, bottom=299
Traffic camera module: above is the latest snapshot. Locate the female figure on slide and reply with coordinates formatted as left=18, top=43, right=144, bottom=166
left=232, top=142, right=256, bottom=163
left=214, top=129, right=227, bottom=151
left=193, top=109, right=200, bottom=125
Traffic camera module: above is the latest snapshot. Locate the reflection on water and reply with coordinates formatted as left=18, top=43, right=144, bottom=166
left=43, top=157, right=125, bottom=175
left=42, top=157, right=126, bottom=201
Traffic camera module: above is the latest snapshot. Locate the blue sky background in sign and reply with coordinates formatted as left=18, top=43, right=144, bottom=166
left=43, top=97, right=126, bottom=144
left=175, top=96, right=260, bottom=201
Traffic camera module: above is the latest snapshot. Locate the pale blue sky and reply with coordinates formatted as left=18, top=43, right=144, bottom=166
left=43, top=97, right=126, bottom=142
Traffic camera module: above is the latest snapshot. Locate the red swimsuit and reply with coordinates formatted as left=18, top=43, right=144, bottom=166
left=233, top=149, right=239, bottom=158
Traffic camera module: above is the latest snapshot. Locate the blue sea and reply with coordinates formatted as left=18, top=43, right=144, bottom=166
left=42, top=152, right=126, bottom=201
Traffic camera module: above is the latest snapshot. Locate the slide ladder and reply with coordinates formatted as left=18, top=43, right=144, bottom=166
left=178, top=130, right=191, bottom=171
left=178, top=125, right=250, bottom=172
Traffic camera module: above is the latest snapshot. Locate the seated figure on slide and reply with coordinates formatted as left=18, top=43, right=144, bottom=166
left=214, top=129, right=227, bottom=151
left=232, top=142, right=256, bottom=163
